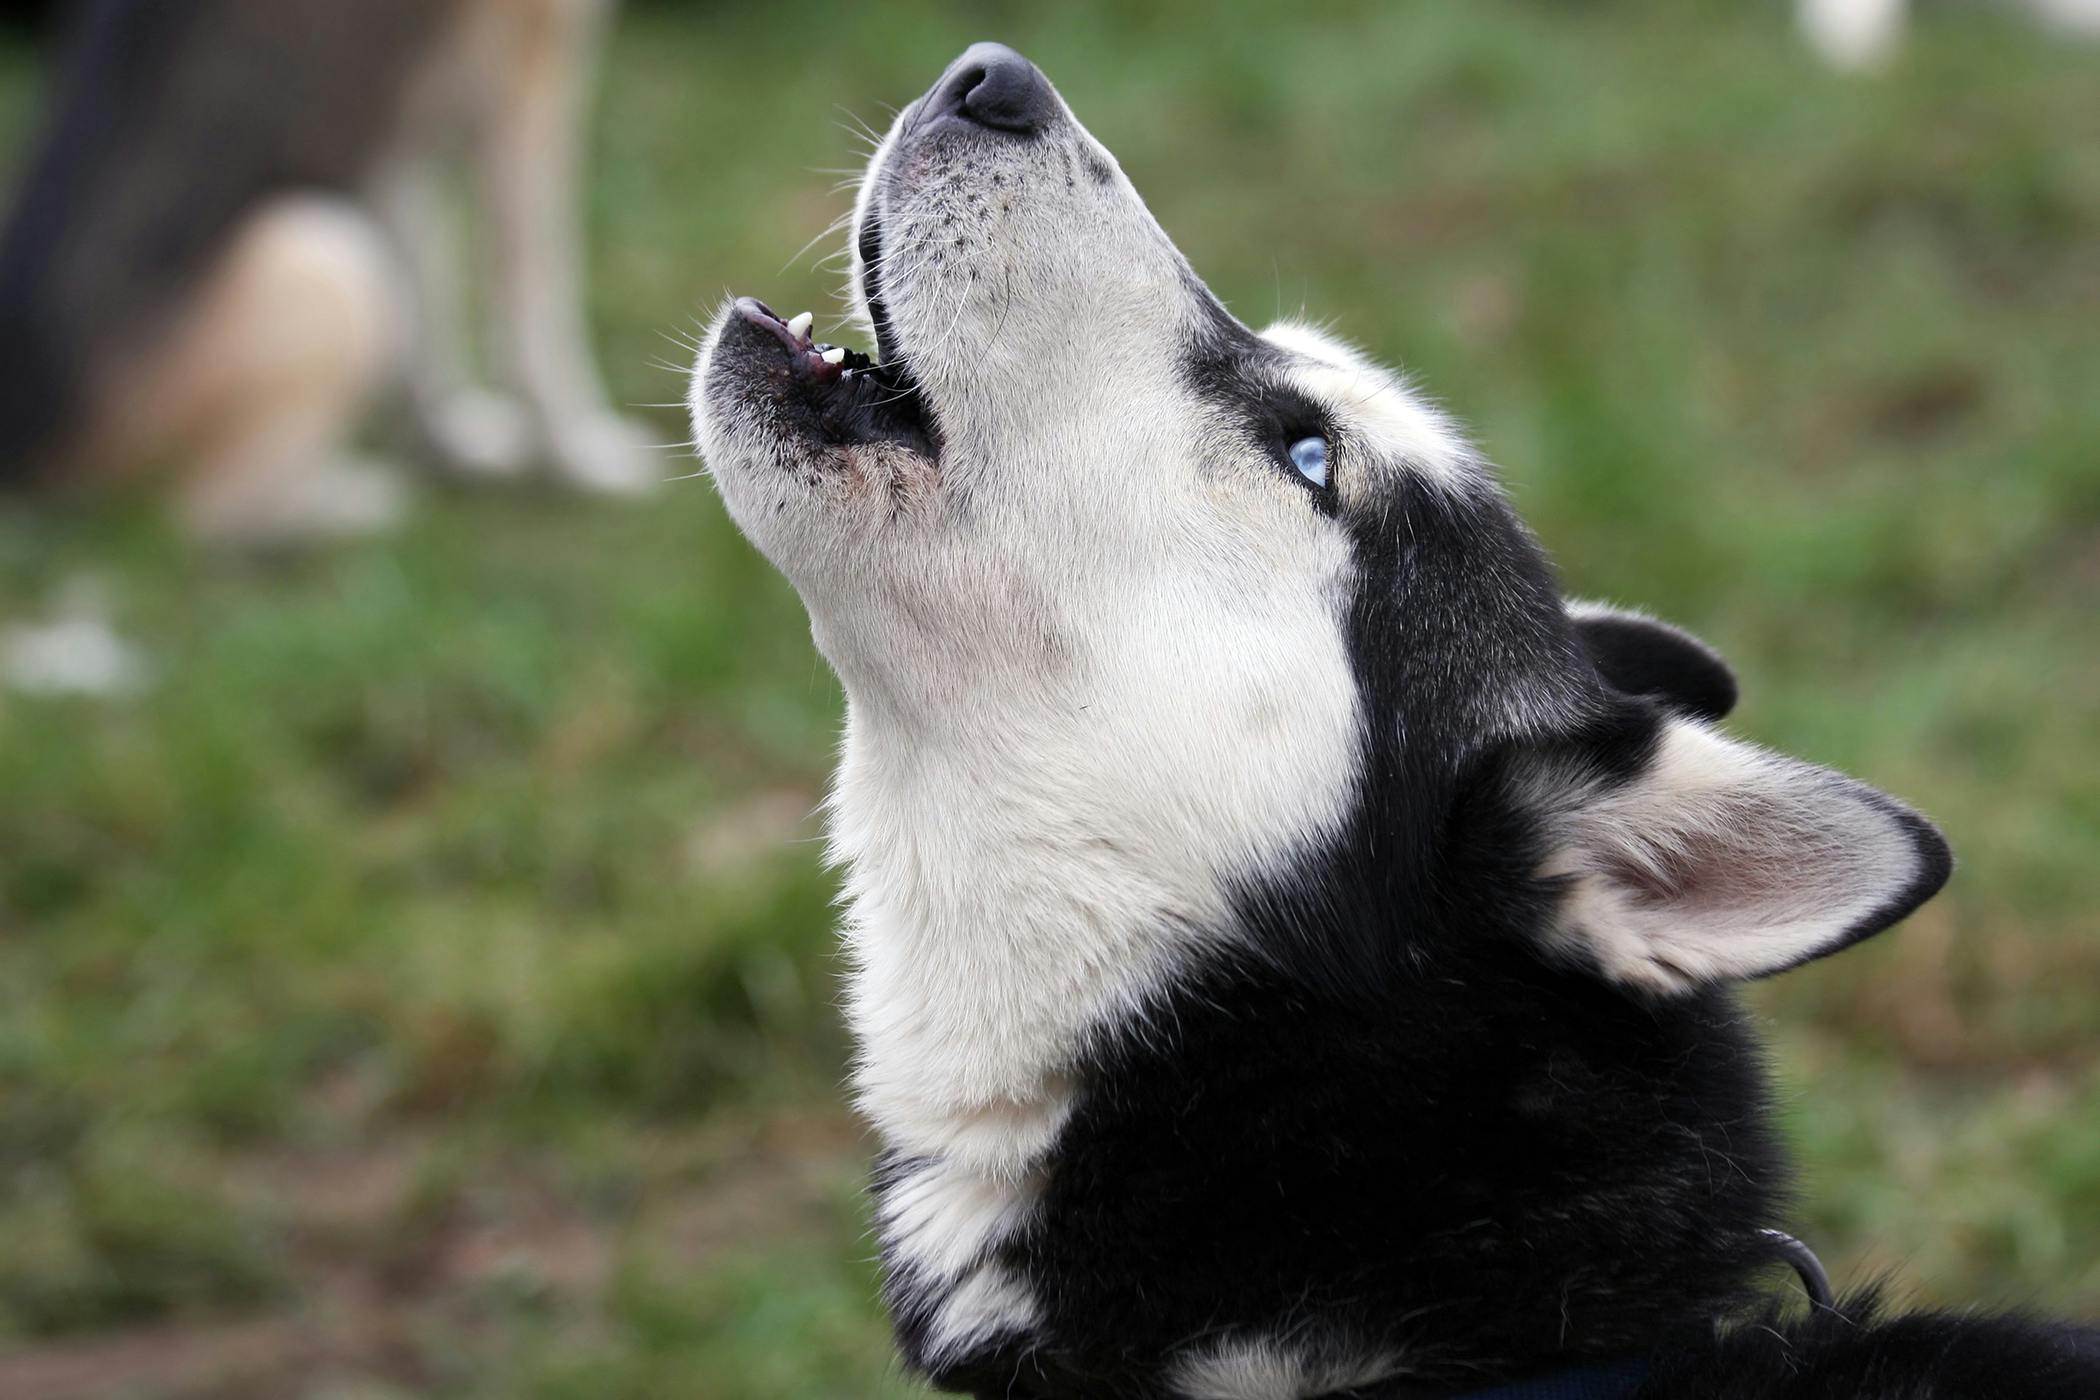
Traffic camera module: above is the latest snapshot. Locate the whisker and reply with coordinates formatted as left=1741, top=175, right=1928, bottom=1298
left=834, top=104, right=888, bottom=145
left=780, top=210, right=858, bottom=276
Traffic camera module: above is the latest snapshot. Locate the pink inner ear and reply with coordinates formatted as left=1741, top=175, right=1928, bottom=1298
left=1595, top=790, right=1855, bottom=920
left=1543, top=723, right=1946, bottom=989
left=1596, top=845, right=1697, bottom=907
left=1602, top=841, right=1792, bottom=914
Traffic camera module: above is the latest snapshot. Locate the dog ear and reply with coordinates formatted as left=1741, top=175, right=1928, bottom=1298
left=1531, top=717, right=1951, bottom=994
left=1569, top=602, right=1738, bottom=722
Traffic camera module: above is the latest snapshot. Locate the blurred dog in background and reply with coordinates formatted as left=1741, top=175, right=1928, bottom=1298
left=0, top=0, right=654, bottom=545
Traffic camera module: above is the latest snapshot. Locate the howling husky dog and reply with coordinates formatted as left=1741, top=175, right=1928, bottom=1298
left=0, top=0, right=653, bottom=543
left=692, top=43, right=2099, bottom=1400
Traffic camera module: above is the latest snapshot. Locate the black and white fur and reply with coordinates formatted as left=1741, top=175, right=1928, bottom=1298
left=690, top=44, right=2099, bottom=1399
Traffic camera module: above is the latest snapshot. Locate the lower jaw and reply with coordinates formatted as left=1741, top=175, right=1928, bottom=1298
left=728, top=297, right=938, bottom=460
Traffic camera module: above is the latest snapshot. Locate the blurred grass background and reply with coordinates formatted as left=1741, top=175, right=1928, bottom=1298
left=0, top=0, right=2095, bottom=1395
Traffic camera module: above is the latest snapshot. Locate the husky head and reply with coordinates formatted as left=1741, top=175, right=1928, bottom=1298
left=691, top=44, right=1950, bottom=1158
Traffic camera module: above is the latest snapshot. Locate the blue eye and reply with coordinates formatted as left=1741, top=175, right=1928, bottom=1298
left=1287, top=435, right=1328, bottom=488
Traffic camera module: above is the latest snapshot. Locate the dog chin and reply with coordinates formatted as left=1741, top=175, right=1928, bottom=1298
left=690, top=304, right=946, bottom=558
left=696, top=297, right=938, bottom=465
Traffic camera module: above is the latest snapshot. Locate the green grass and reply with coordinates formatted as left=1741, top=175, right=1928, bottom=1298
left=1, top=0, right=2096, bottom=1392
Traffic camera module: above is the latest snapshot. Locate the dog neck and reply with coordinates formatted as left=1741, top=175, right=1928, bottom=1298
left=829, top=701, right=1223, bottom=1176
left=837, top=673, right=1353, bottom=1141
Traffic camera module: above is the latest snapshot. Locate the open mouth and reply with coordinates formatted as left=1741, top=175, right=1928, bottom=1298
left=727, top=213, right=937, bottom=462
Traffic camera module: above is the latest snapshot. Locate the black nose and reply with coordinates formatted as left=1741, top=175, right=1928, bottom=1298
left=922, top=42, right=1056, bottom=135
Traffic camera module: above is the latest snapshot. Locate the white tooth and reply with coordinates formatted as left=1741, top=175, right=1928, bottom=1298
left=786, top=311, right=814, bottom=339
left=821, top=346, right=846, bottom=365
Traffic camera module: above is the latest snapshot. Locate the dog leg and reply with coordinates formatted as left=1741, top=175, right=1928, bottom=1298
left=375, top=159, right=536, bottom=482
left=474, top=0, right=657, bottom=496
left=139, top=197, right=410, bottom=545
left=1798, top=0, right=1909, bottom=69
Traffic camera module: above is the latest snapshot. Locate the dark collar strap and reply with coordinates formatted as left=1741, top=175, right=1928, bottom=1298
left=1439, top=1231, right=1831, bottom=1400
left=1448, top=1359, right=1651, bottom=1400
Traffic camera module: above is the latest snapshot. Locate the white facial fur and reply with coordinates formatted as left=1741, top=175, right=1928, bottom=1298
left=693, top=86, right=1477, bottom=1164
left=693, top=63, right=1472, bottom=1362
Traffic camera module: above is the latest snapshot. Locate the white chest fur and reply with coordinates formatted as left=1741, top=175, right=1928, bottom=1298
left=826, top=565, right=1363, bottom=1173
left=827, top=563, right=1364, bottom=1362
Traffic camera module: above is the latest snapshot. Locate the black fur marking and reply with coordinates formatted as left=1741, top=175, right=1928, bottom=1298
left=1637, top=1291, right=2100, bottom=1400
left=0, top=0, right=55, bottom=35
left=1573, top=613, right=1739, bottom=723
left=858, top=206, right=908, bottom=373
left=834, top=53, right=2016, bottom=1397
left=867, top=290, right=2023, bottom=1400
